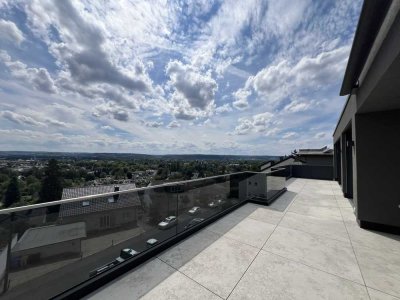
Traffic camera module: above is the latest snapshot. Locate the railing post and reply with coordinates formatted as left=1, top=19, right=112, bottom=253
left=2, top=212, right=14, bottom=294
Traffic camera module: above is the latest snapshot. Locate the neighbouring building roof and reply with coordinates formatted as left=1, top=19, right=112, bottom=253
left=260, top=156, right=303, bottom=172
left=12, top=222, right=87, bottom=252
left=297, top=146, right=333, bottom=156
left=59, top=184, right=141, bottom=218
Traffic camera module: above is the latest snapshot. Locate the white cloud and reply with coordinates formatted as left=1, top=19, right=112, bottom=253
left=314, top=132, right=326, bottom=139
left=94, top=102, right=130, bottom=121
left=264, top=0, right=311, bottom=36
left=24, top=0, right=155, bottom=109
left=282, top=132, right=297, bottom=139
left=234, top=46, right=350, bottom=107
left=0, top=51, right=57, bottom=93
left=166, top=60, right=217, bottom=110
left=233, top=112, right=274, bottom=135
left=215, top=103, right=233, bottom=114
left=0, top=0, right=361, bottom=155
left=0, top=19, right=24, bottom=45
left=0, top=110, right=46, bottom=127
left=234, top=118, right=254, bottom=135
left=167, top=120, right=180, bottom=128
left=232, top=88, right=251, bottom=110
left=284, top=100, right=311, bottom=113
left=144, top=121, right=163, bottom=128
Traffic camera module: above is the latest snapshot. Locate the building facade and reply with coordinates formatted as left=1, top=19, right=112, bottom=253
left=59, top=184, right=141, bottom=234
left=333, top=0, right=400, bottom=233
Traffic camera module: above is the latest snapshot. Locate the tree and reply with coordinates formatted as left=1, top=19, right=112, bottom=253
left=3, top=177, right=20, bottom=207
left=39, top=159, right=63, bottom=204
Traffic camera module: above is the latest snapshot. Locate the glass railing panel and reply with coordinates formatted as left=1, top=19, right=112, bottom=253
left=0, top=171, right=287, bottom=299
left=266, top=169, right=286, bottom=201
left=1, top=186, right=178, bottom=299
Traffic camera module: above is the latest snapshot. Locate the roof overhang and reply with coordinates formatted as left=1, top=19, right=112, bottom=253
left=340, top=0, right=392, bottom=96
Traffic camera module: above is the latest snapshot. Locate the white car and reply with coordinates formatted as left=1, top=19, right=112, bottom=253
left=146, top=238, right=158, bottom=247
left=116, top=248, right=139, bottom=262
left=188, top=206, right=200, bottom=215
left=184, top=218, right=204, bottom=229
left=158, top=216, right=177, bottom=229
left=208, top=199, right=225, bottom=208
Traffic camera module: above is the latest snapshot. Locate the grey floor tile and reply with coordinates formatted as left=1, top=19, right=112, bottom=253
left=353, top=244, right=400, bottom=298
left=346, top=222, right=400, bottom=254
left=141, top=271, right=221, bottom=300
left=179, top=236, right=258, bottom=299
left=268, top=190, right=297, bottom=212
left=206, top=212, right=246, bottom=236
left=340, top=207, right=358, bottom=225
left=228, top=251, right=369, bottom=300
left=158, top=229, right=221, bottom=269
left=246, top=206, right=284, bottom=225
left=264, top=226, right=363, bottom=283
left=224, top=217, right=276, bottom=248
left=293, top=194, right=338, bottom=207
left=368, top=288, right=400, bottom=300
left=86, top=258, right=175, bottom=300
left=231, top=203, right=260, bottom=217
left=279, top=212, right=350, bottom=243
left=288, top=202, right=343, bottom=221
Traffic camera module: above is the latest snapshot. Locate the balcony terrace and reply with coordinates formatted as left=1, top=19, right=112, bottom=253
left=86, top=178, right=400, bottom=300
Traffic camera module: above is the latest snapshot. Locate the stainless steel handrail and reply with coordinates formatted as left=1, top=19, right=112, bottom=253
left=0, top=169, right=286, bottom=214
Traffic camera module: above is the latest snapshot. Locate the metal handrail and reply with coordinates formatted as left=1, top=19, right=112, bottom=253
left=0, top=170, right=286, bottom=214
left=0, top=169, right=285, bottom=214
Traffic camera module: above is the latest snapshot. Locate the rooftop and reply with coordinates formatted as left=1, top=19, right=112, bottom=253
left=87, top=178, right=400, bottom=299
left=12, top=222, right=87, bottom=252
left=60, top=183, right=140, bottom=217
left=297, top=146, right=333, bottom=155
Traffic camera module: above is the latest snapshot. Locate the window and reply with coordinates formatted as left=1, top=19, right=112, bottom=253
left=82, top=201, right=90, bottom=207
left=100, top=215, right=111, bottom=228
left=254, top=182, right=258, bottom=186
left=248, top=181, right=252, bottom=185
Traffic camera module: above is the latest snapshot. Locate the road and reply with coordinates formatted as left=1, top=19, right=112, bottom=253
left=2, top=205, right=228, bottom=300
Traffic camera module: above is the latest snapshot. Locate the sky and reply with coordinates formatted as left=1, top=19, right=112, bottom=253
left=0, top=0, right=362, bottom=155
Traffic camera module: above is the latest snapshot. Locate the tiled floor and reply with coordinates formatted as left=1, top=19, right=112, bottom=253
left=87, top=178, right=400, bottom=300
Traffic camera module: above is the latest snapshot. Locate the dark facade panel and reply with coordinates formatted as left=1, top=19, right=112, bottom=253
left=355, top=110, right=400, bottom=228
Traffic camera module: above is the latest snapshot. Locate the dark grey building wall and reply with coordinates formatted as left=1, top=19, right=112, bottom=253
left=355, top=110, right=400, bottom=228
left=298, top=155, right=333, bottom=166
left=291, top=165, right=333, bottom=180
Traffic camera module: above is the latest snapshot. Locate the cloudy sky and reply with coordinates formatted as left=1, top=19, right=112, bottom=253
left=0, top=0, right=362, bottom=155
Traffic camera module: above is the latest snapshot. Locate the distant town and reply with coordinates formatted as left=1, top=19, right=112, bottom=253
left=0, top=151, right=279, bottom=209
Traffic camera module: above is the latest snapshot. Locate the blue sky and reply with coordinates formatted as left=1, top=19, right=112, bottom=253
left=0, top=0, right=362, bottom=155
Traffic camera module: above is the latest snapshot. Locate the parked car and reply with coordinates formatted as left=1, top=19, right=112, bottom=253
left=188, top=206, right=201, bottom=215
left=208, top=199, right=225, bottom=208
left=90, top=248, right=139, bottom=277
left=158, top=216, right=177, bottom=229
left=184, top=218, right=205, bottom=229
left=116, top=248, right=139, bottom=262
left=146, top=238, right=158, bottom=247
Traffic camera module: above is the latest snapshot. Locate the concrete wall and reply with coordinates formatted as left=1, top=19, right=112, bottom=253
left=355, top=110, right=400, bottom=228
